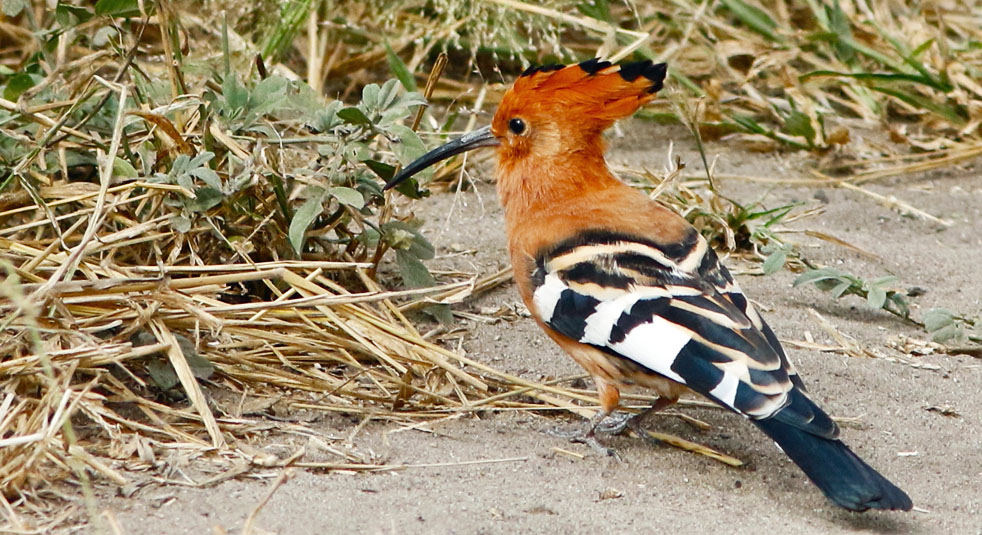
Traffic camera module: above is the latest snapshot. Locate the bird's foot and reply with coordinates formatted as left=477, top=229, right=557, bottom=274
left=593, top=412, right=633, bottom=435
left=570, top=433, right=623, bottom=461
left=548, top=411, right=628, bottom=460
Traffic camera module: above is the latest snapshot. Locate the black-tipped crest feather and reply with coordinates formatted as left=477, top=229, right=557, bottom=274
left=521, top=63, right=565, bottom=77
left=578, top=58, right=612, bottom=75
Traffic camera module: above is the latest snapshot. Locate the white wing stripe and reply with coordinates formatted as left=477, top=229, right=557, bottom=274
left=676, top=234, right=708, bottom=272
left=709, top=366, right=741, bottom=408
left=608, top=317, right=690, bottom=384
left=581, top=294, right=640, bottom=346
left=532, top=272, right=566, bottom=323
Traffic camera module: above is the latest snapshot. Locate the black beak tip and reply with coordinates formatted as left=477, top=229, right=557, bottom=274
left=381, top=125, right=498, bottom=194
left=382, top=176, right=402, bottom=191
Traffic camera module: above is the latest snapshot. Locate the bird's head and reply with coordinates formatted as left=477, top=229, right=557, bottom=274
left=384, top=59, right=667, bottom=191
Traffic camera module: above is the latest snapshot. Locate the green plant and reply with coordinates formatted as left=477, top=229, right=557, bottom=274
left=793, top=267, right=910, bottom=319
left=923, top=308, right=982, bottom=344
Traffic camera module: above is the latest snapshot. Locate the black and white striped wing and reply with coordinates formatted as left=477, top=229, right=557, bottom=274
left=531, top=230, right=836, bottom=438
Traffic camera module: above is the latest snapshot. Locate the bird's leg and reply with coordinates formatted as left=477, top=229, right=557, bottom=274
left=596, top=396, right=678, bottom=438
left=567, top=407, right=621, bottom=458
left=561, top=380, right=623, bottom=458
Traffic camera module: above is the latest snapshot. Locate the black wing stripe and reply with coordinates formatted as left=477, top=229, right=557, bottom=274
left=670, top=295, right=751, bottom=329
left=550, top=289, right=600, bottom=341
left=670, top=341, right=725, bottom=395
left=608, top=297, right=672, bottom=344
left=659, top=307, right=769, bottom=364
left=544, top=229, right=695, bottom=267
left=760, top=317, right=805, bottom=390
left=773, top=388, right=838, bottom=438
left=564, top=262, right=633, bottom=290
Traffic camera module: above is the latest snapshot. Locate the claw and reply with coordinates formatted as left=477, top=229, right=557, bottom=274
left=548, top=397, right=678, bottom=459
left=570, top=433, right=623, bottom=461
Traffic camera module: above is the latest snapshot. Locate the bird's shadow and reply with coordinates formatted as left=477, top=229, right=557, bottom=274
left=829, top=508, right=923, bottom=534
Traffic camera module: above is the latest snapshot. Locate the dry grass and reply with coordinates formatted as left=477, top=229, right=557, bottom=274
left=1, top=0, right=981, bottom=530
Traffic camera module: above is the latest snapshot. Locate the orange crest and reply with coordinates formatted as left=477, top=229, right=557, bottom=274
left=492, top=59, right=667, bottom=136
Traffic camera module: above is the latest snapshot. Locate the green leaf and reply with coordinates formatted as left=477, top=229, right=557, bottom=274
left=222, top=75, right=249, bottom=112
left=761, top=250, right=786, bottom=275
left=793, top=267, right=843, bottom=287
left=55, top=4, right=93, bottom=26
left=186, top=352, right=215, bottom=380
left=337, top=107, right=372, bottom=125
left=288, top=192, right=325, bottom=254
left=175, top=172, right=194, bottom=193
left=423, top=303, right=454, bottom=326
left=394, top=177, right=427, bottom=199
left=923, top=308, right=955, bottom=333
left=800, top=70, right=941, bottom=85
left=94, top=0, right=142, bottom=17
left=395, top=248, right=435, bottom=288
left=3, top=73, right=36, bottom=101
left=174, top=334, right=215, bottom=380
left=830, top=280, right=853, bottom=299
left=784, top=110, right=816, bottom=144
left=377, top=79, right=404, bottom=111
left=146, top=358, right=180, bottom=390
left=384, top=221, right=434, bottom=260
left=823, top=2, right=855, bottom=63
left=189, top=167, right=221, bottom=190
left=362, top=83, right=381, bottom=109
left=720, top=0, right=781, bottom=42
left=328, top=186, right=365, bottom=209
left=387, top=124, right=428, bottom=166
left=867, top=286, right=887, bottom=309
left=911, top=38, right=935, bottom=60
left=171, top=215, right=192, bottom=233
left=385, top=42, right=417, bottom=92
left=112, top=157, right=138, bottom=178
left=187, top=187, right=223, bottom=212
left=871, top=86, right=967, bottom=125
left=363, top=159, right=396, bottom=180
left=356, top=175, right=384, bottom=198
left=258, top=0, right=307, bottom=62
left=395, top=249, right=453, bottom=326
left=730, top=114, right=768, bottom=135
left=2, top=0, right=29, bottom=16
left=410, top=233, right=435, bottom=261
left=360, top=227, right=381, bottom=248
left=312, top=100, right=343, bottom=132
left=930, top=323, right=961, bottom=343
left=888, top=293, right=910, bottom=317
left=251, top=76, right=288, bottom=104
left=267, top=173, right=291, bottom=219
left=145, top=334, right=214, bottom=390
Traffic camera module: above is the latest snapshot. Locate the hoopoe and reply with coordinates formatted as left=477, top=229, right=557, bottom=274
left=384, top=59, right=912, bottom=512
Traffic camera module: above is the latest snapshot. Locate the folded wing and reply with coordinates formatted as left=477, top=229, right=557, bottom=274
left=530, top=229, right=836, bottom=439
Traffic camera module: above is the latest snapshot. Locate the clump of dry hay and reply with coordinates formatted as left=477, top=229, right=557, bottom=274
left=0, top=3, right=596, bottom=525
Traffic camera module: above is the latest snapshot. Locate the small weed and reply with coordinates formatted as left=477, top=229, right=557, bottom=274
left=923, top=308, right=982, bottom=344
left=794, top=267, right=910, bottom=320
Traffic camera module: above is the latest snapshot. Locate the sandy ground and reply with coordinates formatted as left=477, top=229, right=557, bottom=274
left=83, top=122, right=982, bottom=534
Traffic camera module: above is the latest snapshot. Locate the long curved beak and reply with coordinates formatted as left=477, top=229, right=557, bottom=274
left=384, top=125, right=499, bottom=191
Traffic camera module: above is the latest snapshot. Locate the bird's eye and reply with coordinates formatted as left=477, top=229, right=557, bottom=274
left=508, top=118, right=527, bottom=135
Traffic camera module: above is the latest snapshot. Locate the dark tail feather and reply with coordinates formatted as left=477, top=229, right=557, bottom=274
left=753, top=418, right=912, bottom=512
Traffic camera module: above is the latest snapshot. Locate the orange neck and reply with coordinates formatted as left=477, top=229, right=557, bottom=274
left=495, top=143, right=619, bottom=224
